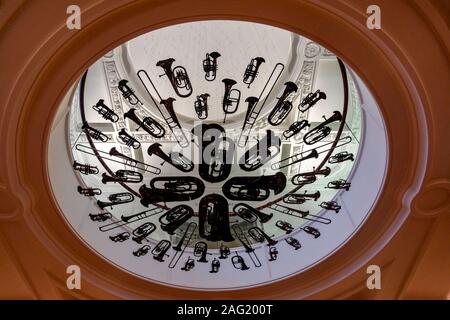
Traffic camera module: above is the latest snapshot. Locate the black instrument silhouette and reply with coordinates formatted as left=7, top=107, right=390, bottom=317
left=198, top=194, right=234, bottom=242
left=109, top=232, right=130, bottom=243
left=283, top=191, right=321, bottom=204
left=269, top=204, right=331, bottom=224
left=219, top=243, right=230, bottom=259
left=133, top=245, right=151, bottom=257
left=132, top=222, right=156, bottom=244
left=303, top=111, right=342, bottom=145
left=286, top=237, right=302, bottom=250
left=92, top=99, right=119, bottom=123
left=82, top=122, right=109, bottom=142
left=268, top=82, right=298, bottom=126
left=169, top=222, right=197, bottom=269
left=223, top=172, right=286, bottom=201
left=248, top=227, right=278, bottom=246
left=203, top=51, right=221, bottom=81
left=152, top=240, right=171, bottom=262
left=303, top=226, right=320, bottom=238
left=291, top=166, right=331, bottom=186
left=222, top=78, right=241, bottom=122
left=329, top=151, right=355, bottom=164
left=210, top=258, right=220, bottom=273
left=194, top=241, right=209, bottom=263
left=299, top=89, right=327, bottom=113
left=77, top=186, right=101, bottom=197
left=181, top=257, right=195, bottom=271
left=320, top=201, right=341, bottom=213
left=73, top=161, right=99, bottom=175
left=233, top=203, right=273, bottom=223
left=231, top=224, right=262, bottom=268
left=97, top=192, right=134, bottom=210
left=239, top=130, right=280, bottom=171
left=99, top=207, right=164, bottom=232
left=269, top=246, right=278, bottom=261
left=194, top=93, right=209, bottom=119
left=282, top=120, right=310, bottom=139
left=118, top=79, right=142, bottom=105
left=232, top=253, right=250, bottom=271
left=243, top=57, right=265, bottom=88
left=158, top=205, right=194, bottom=235
left=275, top=220, right=294, bottom=234
left=147, top=143, right=194, bottom=173
left=139, top=177, right=205, bottom=206
left=326, top=179, right=351, bottom=191
left=124, top=108, right=165, bottom=138
left=156, top=58, right=192, bottom=97
left=117, top=128, right=141, bottom=149
left=101, top=170, right=143, bottom=184
left=88, top=212, right=112, bottom=222
left=271, top=148, right=319, bottom=170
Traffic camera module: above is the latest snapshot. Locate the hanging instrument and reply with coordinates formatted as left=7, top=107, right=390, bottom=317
left=194, top=241, right=209, bottom=263
left=124, top=108, right=165, bottom=138
left=158, top=205, right=194, bottom=235
left=222, top=172, right=286, bottom=201
left=282, top=191, right=321, bottom=204
left=81, top=122, right=109, bottom=142
left=77, top=186, right=101, bottom=197
left=137, top=70, right=189, bottom=148
left=269, top=204, right=331, bottom=224
left=101, top=169, right=143, bottom=184
left=117, top=128, right=141, bottom=149
left=133, top=245, right=151, bottom=257
left=231, top=224, right=262, bottom=268
left=298, top=89, right=326, bottom=113
left=243, top=57, right=265, bottom=88
left=147, top=143, right=194, bottom=173
left=326, top=179, right=351, bottom=191
left=92, top=99, right=119, bottom=123
left=131, top=222, right=156, bottom=244
left=203, top=51, right=221, bottom=81
left=282, top=120, right=310, bottom=139
left=303, top=226, right=321, bottom=238
left=109, top=232, right=130, bottom=243
left=222, top=78, right=241, bottom=122
left=239, top=130, right=280, bottom=171
left=118, top=79, right=142, bottom=105
left=248, top=227, right=278, bottom=247
left=286, top=237, right=302, bottom=250
left=231, top=253, right=250, bottom=271
left=275, top=220, right=294, bottom=234
left=210, top=258, right=220, bottom=273
left=269, top=246, right=279, bottom=261
left=194, top=93, right=209, bottom=119
left=198, top=194, right=234, bottom=242
left=233, top=203, right=273, bottom=224
left=152, top=240, right=171, bottom=262
left=270, top=148, right=319, bottom=170
left=319, top=201, right=341, bottom=213
left=238, top=63, right=284, bottom=147
left=303, top=111, right=343, bottom=145
left=99, top=207, right=164, bottom=232
left=97, top=192, right=134, bottom=210
left=156, top=58, right=193, bottom=97
left=88, top=212, right=112, bottom=222
left=267, top=82, right=298, bottom=126
left=328, top=151, right=355, bottom=164
left=169, top=222, right=197, bottom=269
left=73, top=160, right=99, bottom=175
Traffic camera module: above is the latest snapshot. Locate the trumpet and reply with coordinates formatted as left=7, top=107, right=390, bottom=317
left=117, top=128, right=141, bottom=149
left=133, top=245, right=151, bottom=257
left=238, top=63, right=285, bottom=147
left=275, top=220, right=294, bottom=234
left=222, top=172, right=286, bottom=201
left=282, top=120, right=310, bottom=139
left=299, top=89, right=327, bottom=113
left=328, top=151, right=355, bottom=164
left=233, top=203, right=273, bottom=224
left=239, top=130, right=280, bottom=171
left=97, top=192, right=134, bottom=210
left=303, top=226, right=320, bottom=238
left=269, top=204, right=331, bottom=224
left=147, top=143, right=193, bottom=173
left=198, top=194, right=234, bottom=242
left=268, top=82, right=298, bottom=126
left=169, top=222, right=197, bottom=269
left=326, top=179, right=351, bottom=191
left=73, top=160, right=99, bottom=175
left=88, top=212, right=112, bottom=222
left=222, top=78, right=241, bottom=122
left=243, top=57, right=265, bottom=88
left=269, top=246, right=279, bottom=261
left=194, top=93, right=209, bottom=119
left=203, top=52, right=221, bottom=81
left=152, top=240, right=171, bottom=262
left=81, top=122, right=109, bottom=142
left=124, top=108, right=165, bottom=138
left=248, top=227, right=278, bottom=247
left=320, top=201, right=341, bottom=213
left=158, top=205, right=194, bottom=235
left=181, top=257, right=195, bottom=271
left=271, top=149, right=319, bottom=170
left=303, top=111, right=343, bottom=145
left=210, top=258, right=220, bottom=273
left=109, top=232, right=130, bottom=243
left=286, top=237, right=302, bottom=250
left=283, top=191, right=321, bottom=203
left=232, top=253, right=250, bottom=271
left=101, top=170, right=143, bottom=184
left=219, top=244, right=230, bottom=259
left=99, top=207, right=164, bottom=232
left=291, top=166, right=331, bottom=185
left=156, top=58, right=192, bottom=97
left=118, top=79, right=142, bottom=105
left=194, top=241, right=209, bottom=263
left=77, top=186, right=101, bottom=197
left=132, top=222, right=156, bottom=244
left=92, top=99, right=119, bottom=123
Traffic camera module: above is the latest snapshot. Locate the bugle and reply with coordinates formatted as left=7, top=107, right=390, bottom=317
left=326, top=179, right=351, bottom=191
left=268, top=82, right=298, bottom=126
left=328, top=151, right=354, bottom=164
left=109, top=232, right=130, bottom=243
left=319, top=200, right=341, bottom=213
left=203, top=51, right=221, bottom=81
left=88, top=212, right=112, bottom=222
left=156, top=58, right=192, bottom=97
left=92, top=99, right=119, bottom=123
left=243, top=57, right=265, bottom=88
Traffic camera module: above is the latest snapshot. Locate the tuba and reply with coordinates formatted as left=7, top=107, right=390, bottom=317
left=269, top=246, right=279, bottom=261
left=194, top=241, right=209, bottom=263
left=92, top=99, right=119, bottom=123
left=73, top=160, right=99, bottom=175
left=275, top=220, right=294, bottom=234
left=198, top=194, right=234, bottom=242
left=210, top=258, right=220, bottom=273
left=303, top=111, right=342, bottom=145
left=239, top=130, right=280, bottom=171
left=156, top=58, right=192, bottom=97
left=222, top=172, right=286, bottom=201
left=152, top=240, right=171, bottom=262
left=118, top=79, right=142, bottom=105
left=326, top=179, right=351, bottom=191
left=88, top=212, right=112, bottom=222
left=101, top=170, right=143, bottom=184
left=328, top=151, right=355, bottom=164
left=233, top=203, right=273, bottom=224
left=268, top=82, right=298, bottom=126
left=77, top=186, right=101, bottom=197
left=133, top=245, right=151, bottom=257
left=203, top=52, right=221, bottom=81
left=299, top=89, right=326, bottom=113
left=158, top=205, right=194, bottom=235
left=81, top=122, right=109, bottom=142
left=124, top=108, right=165, bottom=138
left=243, top=57, right=265, bottom=88
left=131, top=222, right=156, bottom=244
left=282, top=120, right=310, bottom=139
left=286, top=237, right=302, bottom=250
left=194, top=93, right=209, bottom=120
left=97, top=192, right=134, bottom=210
left=319, top=200, right=341, bottom=213
left=231, top=253, right=250, bottom=271
left=248, top=227, right=278, bottom=247
left=117, top=128, right=141, bottom=149
left=147, top=143, right=194, bottom=173
left=222, top=78, right=241, bottom=122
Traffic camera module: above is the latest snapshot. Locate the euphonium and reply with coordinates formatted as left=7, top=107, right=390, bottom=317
left=194, top=93, right=209, bottom=119
left=118, top=79, right=142, bottom=105
left=97, top=192, right=134, bottom=210
left=198, top=194, right=234, bottom=242
left=124, top=108, right=165, bottom=138
left=132, top=222, right=156, bottom=244
left=222, top=78, right=241, bottom=122
left=203, top=52, right=221, bottom=81
left=73, top=161, right=99, bottom=175
left=268, top=82, right=298, bottom=126
left=282, top=120, right=310, bottom=139
left=158, top=205, right=194, bottom=235
left=81, top=122, right=109, bottom=142
left=156, top=58, right=192, bottom=97
left=248, top=227, right=278, bottom=247
left=194, top=241, right=209, bottom=263
left=303, top=111, right=342, bottom=145
left=243, top=57, right=265, bottom=88
left=118, top=128, right=141, bottom=149
left=77, top=186, right=102, bottom=197
left=147, top=143, right=194, bottom=173
left=233, top=203, right=273, bottom=224
left=92, top=99, right=119, bottom=123
left=101, top=170, right=143, bottom=184
left=299, top=89, right=326, bottom=112
left=152, top=240, right=171, bottom=262
left=222, top=172, right=286, bottom=201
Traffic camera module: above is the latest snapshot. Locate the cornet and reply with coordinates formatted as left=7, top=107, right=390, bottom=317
left=132, top=222, right=156, bottom=244
left=328, top=151, right=355, bottom=164
left=118, top=79, right=142, bottom=105
left=203, top=52, right=221, bottom=81
left=222, top=78, right=241, bottom=122
left=319, top=201, right=341, bottom=213
left=248, top=227, right=278, bottom=247
left=299, top=89, right=327, bottom=113
left=101, top=170, right=143, bottom=184
left=303, top=111, right=342, bottom=145
left=97, top=192, right=135, bottom=210
left=194, top=93, right=209, bottom=120
left=243, top=57, right=265, bottom=88
left=118, top=128, right=141, bottom=149
left=124, top=108, right=165, bottom=138
left=233, top=203, right=273, bottom=224
left=73, top=161, right=99, bottom=175
left=77, top=186, right=102, bottom=197
left=282, top=120, right=310, bottom=139
left=147, top=143, right=194, bottom=173
left=81, top=122, right=109, bottom=142
left=158, top=205, right=194, bottom=235
left=268, top=82, right=298, bottom=126
left=199, top=194, right=234, bottom=242
left=92, top=99, right=119, bottom=123
left=156, top=58, right=192, bottom=97
left=152, top=240, right=171, bottom=262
